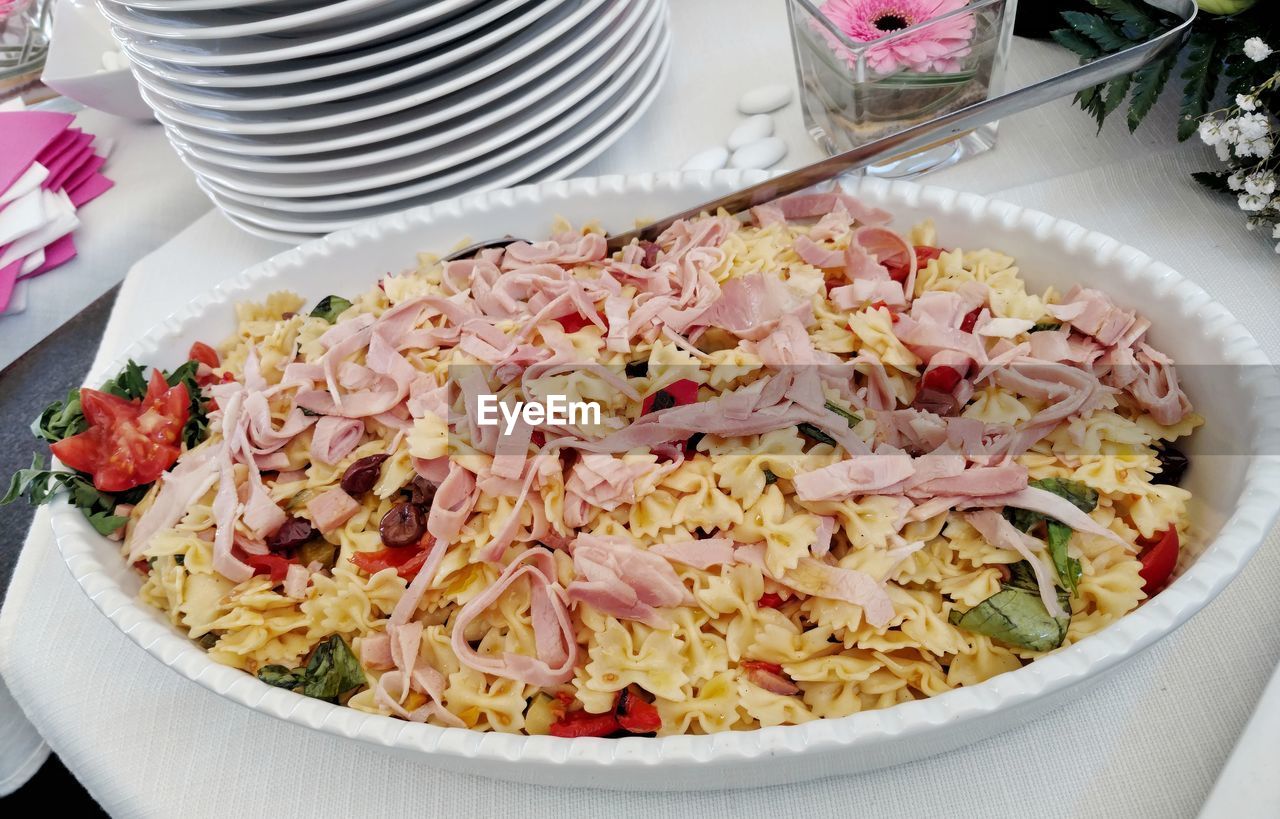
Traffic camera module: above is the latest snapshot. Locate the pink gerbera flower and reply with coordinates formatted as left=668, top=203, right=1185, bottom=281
left=818, top=0, right=976, bottom=74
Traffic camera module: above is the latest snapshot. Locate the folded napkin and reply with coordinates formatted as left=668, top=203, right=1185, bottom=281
left=0, top=100, right=115, bottom=313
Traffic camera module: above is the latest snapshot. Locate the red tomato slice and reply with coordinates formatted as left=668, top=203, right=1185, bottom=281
left=1138, top=526, right=1179, bottom=594
left=554, top=310, right=604, bottom=334
left=883, top=245, right=944, bottom=283
left=349, top=538, right=432, bottom=580
left=757, top=592, right=785, bottom=609
left=188, top=341, right=220, bottom=369
left=920, top=364, right=963, bottom=394
left=642, top=378, right=699, bottom=415
left=959, top=307, right=982, bottom=334
left=51, top=370, right=190, bottom=492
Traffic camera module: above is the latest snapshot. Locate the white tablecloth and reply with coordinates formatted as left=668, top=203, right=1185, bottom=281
left=4, top=2, right=1280, bottom=815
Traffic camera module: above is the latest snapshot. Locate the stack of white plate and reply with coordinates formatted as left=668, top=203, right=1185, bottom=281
left=99, top=0, right=671, bottom=242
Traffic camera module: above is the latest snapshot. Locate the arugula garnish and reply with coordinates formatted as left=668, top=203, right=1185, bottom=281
left=2, top=454, right=146, bottom=535
left=256, top=635, right=366, bottom=702
left=12, top=358, right=214, bottom=534
left=949, top=561, right=1072, bottom=652
left=310, top=295, right=352, bottom=324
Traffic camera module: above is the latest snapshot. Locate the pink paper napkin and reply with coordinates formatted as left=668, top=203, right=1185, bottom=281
left=0, top=111, right=74, bottom=192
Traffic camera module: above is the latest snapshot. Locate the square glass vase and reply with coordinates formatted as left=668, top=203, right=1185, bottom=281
left=785, top=0, right=1017, bottom=179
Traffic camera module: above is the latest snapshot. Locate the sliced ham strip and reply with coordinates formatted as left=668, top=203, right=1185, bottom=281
left=793, top=454, right=915, bottom=501
left=309, top=416, right=365, bottom=465
left=426, top=462, right=478, bottom=546
left=1121, top=343, right=1192, bottom=426
left=965, top=486, right=1125, bottom=544
left=650, top=537, right=736, bottom=570
left=695, top=271, right=813, bottom=341
left=778, top=557, right=895, bottom=627
left=359, top=633, right=394, bottom=670
left=450, top=548, right=576, bottom=686
left=565, top=534, right=693, bottom=627
left=793, top=235, right=844, bottom=269
left=283, top=563, right=310, bottom=599
left=764, top=191, right=892, bottom=226
left=830, top=279, right=906, bottom=310
left=977, top=317, right=1035, bottom=338
left=307, top=487, right=360, bottom=534
left=126, top=444, right=221, bottom=562
left=965, top=510, right=1066, bottom=619
left=1048, top=286, right=1140, bottom=348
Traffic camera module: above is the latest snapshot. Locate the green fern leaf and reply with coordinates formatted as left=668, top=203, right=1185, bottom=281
left=1192, top=171, right=1232, bottom=194
left=1051, top=27, right=1102, bottom=59
left=1127, top=54, right=1176, bottom=132
left=1087, top=0, right=1159, bottom=37
left=1061, top=11, right=1133, bottom=53
left=1178, top=31, right=1221, bottom=142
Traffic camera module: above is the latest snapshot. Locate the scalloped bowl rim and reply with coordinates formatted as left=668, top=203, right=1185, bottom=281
left=48, top=171, right=1280, bottom=781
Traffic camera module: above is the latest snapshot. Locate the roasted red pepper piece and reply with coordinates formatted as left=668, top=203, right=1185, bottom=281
left=548, top=709, right=620, bottom=738
left=642, top=378, right=699, bottom=415
left=959, top=307, right=982, bottom=334
left=920, top=364, right=963, bottom=394
left=757, top=592, right=785, bottom=609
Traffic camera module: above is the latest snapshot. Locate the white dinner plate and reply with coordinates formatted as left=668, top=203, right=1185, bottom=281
left=143, top=0, right=651, bottom=157
left=48, top=169, right=1280, bottom=789
left=195, top=30, right=669, bottom=219
left=126, top=0, right=573, bottom=112
left=97, top=0, right=419, bottom=40
left=162, top=0, right=657, bottom=175
left=119, top=0, right=534, bottom=89
left=109, top=0, right=487, bottom=66
left=132, top=0, right=617, bottom=133
left=102, top=0, right=311, bottom=11
left=176, top=15, right=663, bottom=199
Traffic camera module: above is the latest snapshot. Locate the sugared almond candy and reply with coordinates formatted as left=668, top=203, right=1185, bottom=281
left=737, top=83, right=794, bottom=115
left=681, top=146, right=730, bottom=171
left=729, top=137, right=788, bottom=170
left=727, top=114, right=775, bottom=151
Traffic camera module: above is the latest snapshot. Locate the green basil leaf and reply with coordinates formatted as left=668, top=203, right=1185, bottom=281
left=258, top=665, right=303, bottom=690
left=299, top=407, right=323, bottom=417
left=948, top=586, right=1070, bottom=652
left=301, top=635, right=365, bottom=701
left=1030, top=321, right=1062, bottom=332
left=797, top=423, right=837, bottom=447
left=1030, top=477, right=1098, bottom=513
left=823, top=400, right=861, bottom=429
left=87, top=511, right=129, bottom=536
left=763, top=468, right=779, bottom=486
left=310, top=295, right=352, bottom=324
left=1046, top=521, right=1082, bottom=595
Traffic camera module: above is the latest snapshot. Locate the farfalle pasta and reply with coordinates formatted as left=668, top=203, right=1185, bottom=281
left=114, top=189, right=1200, bottom=737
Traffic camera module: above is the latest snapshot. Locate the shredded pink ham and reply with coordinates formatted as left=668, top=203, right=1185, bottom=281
left=1048, top=286, right=1140, bottom=348
left=746, top=666, right=800, bottom=695
left=764, top=191, right=892, bottom=226
left=307, top=487, right=360, bottom=534
left=283, top=563, right=310, bottom=599
left=793, top=454, right=915, bottom=501
left=450, top=548, right=576, bottom=686
left=565, top=534, right=693, bottom=627
left=426, top=462, right=478, bottom=546
left=830, top=279, right=906, bottom=310
left=309, top=416, right=365, bottom=465
left=127, top=445, right=221, bottom=562
left=781, top=556, right=896, bottom=628
left=1118, top=343, right=1192, bottom=426
left=649, top=537, right=736, bottom=570
left=965, top=510, right=1065, bottom=618
left=695, top=272, right=813, bottom=341
left=563, top=453, right=651, bottom=527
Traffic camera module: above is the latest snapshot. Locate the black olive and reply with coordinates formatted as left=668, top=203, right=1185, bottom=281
left=403, top=475, right=436, bottom=508
left=380, top=502, right=426, bottom=548
left=1153, top=444, right=1189, bottom=486
left=624, top=359, right=649, bottom=378
left=340, top=454, right=389, bottom=495
left=267, top=516, right=313, bottom=552
left=639, top=240, right=660, bottom=268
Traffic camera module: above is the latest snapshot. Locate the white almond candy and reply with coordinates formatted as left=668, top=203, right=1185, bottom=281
left=727, top=114, right=774, bottom=151
left=681, top=146, right=730, bottom=171
left=729, top=137, right=788, bottom=170
left=738, top=83, right=794, bottom=115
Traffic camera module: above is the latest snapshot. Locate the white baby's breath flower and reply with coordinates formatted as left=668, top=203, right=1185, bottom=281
left=1245, top=171, right=1277, bottom=196
left=1198, top=118, right=1226, bottom=146
left=1239, top=192, right=1269, bottom=212
left=1216, top=141, right=1232, bottom=161
left=1256, top=138, right=1275, bottom=159
left=1222, top=117, right=1243, bottom=144
left=1235, top=139, right=1257, bottom=158
left=1244, top=37, right=1272, bottom=62
left=1237, top=94, right=1259, bottom=112
left=1228, top=172, right=1245, bottom=191
left=1237, top=112, right=1270, bottom=140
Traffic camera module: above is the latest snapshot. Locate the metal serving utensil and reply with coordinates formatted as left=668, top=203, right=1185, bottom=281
left=443, top=0, right=1196, bottom=263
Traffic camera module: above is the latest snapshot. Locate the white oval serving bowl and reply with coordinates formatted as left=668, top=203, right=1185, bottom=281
left=49, top=172, right=1280, bottom=790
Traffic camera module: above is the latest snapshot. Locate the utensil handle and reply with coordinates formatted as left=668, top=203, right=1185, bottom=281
left=605, top=0, right=1198, bottom=253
